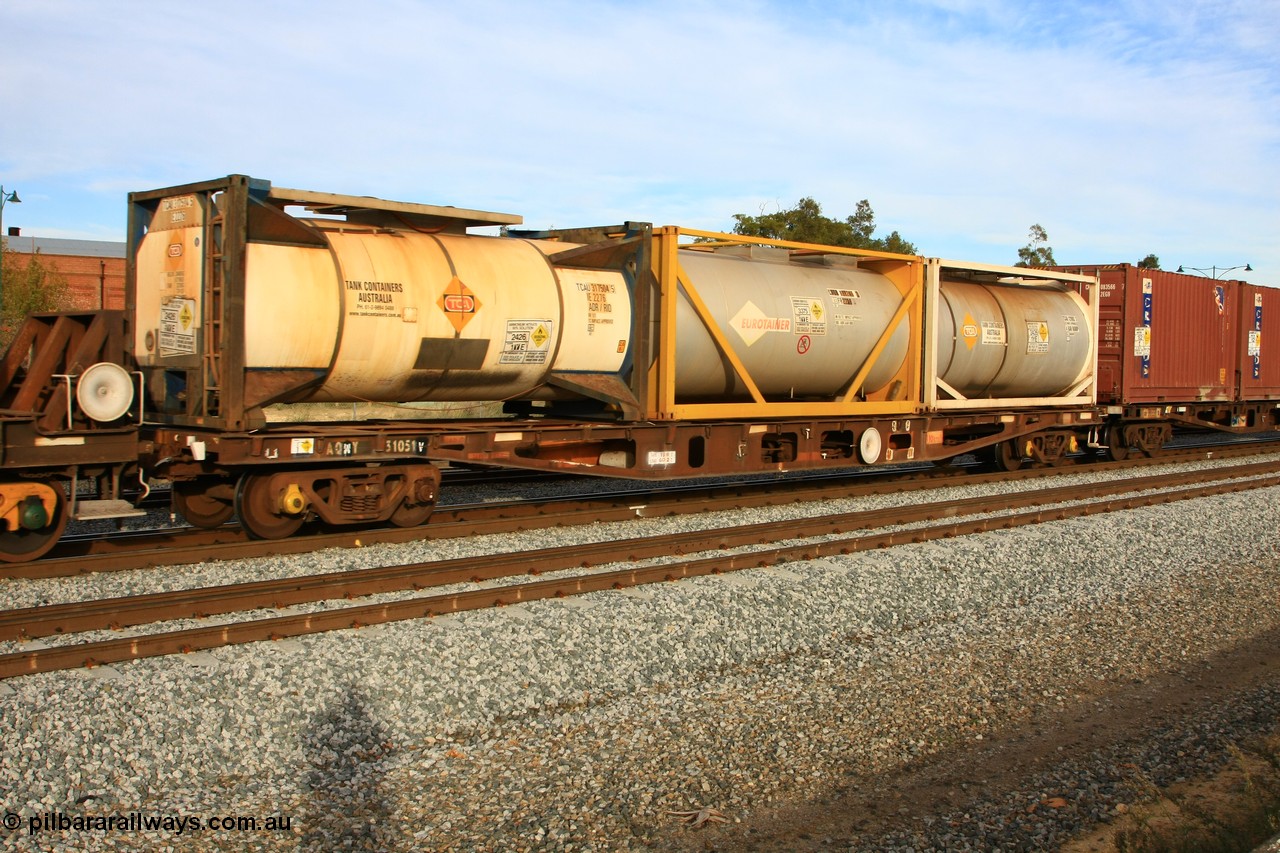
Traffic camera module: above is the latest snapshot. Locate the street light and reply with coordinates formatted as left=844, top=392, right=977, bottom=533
left=0, top=185, right=20, bottom=321
left=1176, top=263, right=1252, bottom=279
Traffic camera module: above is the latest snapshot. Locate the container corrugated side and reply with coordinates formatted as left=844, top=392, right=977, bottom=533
left=1238, top=283, right=1280, bottom=400
left=1054, top=265, right=1237, bottom=405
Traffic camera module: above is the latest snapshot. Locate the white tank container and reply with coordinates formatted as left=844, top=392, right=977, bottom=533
left=935, top=279, right=1093, bottom=398
left=240, top=227, right=632, bottom=403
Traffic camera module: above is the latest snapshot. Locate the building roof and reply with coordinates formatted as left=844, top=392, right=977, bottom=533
left=3, top=235, right=126, bottom=259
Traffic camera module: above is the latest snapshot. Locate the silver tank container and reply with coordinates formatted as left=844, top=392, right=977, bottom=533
left=673, top=248, right=911, bottom=400
left=935, top=279, right=1092, bottom=398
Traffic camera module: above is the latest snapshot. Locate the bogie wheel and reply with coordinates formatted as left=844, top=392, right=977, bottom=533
left=993, top=439, right=1026, bottom=472
left=1106, top=428, right=1130, bottom=462
left=174, top=480, right=236, bottom=528
left=389, top=500, right=435, bottom=528
left=235, top=474, right=305, bottom=540
left=388, top=472, right=438, bottom=528
left=0, top=481, right=70, bottom=563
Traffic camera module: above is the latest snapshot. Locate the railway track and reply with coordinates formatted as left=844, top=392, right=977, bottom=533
left=3, top=454, right=1278, bottom=680
left=14, top=438, right=1280, bottom=580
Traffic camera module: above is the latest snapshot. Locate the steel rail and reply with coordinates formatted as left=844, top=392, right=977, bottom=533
left=8, top=458, right=1280, bottom=642
left=1, top=463, right=1277, bottom=679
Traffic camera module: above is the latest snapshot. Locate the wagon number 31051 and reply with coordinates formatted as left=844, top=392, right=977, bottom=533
left=386, top=438, right=429, bottom=454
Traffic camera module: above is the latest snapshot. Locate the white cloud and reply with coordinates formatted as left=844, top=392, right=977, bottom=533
left=0, top=0, right=1276, bottom=279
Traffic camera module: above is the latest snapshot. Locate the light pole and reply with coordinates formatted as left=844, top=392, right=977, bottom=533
left=1176, top=263, right=1252, bottom=279
left=0, top=186, right=21, bottom=322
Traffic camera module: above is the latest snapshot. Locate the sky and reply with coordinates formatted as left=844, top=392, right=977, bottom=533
left=2, top=0, right=1278, bottom=284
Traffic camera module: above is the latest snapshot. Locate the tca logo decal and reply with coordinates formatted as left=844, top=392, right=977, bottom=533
left=438, top=276, right=482, bottom=333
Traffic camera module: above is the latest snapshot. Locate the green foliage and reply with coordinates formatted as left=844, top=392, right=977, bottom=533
left=0, top=242, right=73, bottom=347
left=730, top=197, right=918, bottom=255
left=1015, top=224, right=1056, bottom=268
left=1138, top=253, right=1161, bottom=269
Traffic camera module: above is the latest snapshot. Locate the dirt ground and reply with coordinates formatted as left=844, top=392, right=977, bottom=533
left=675, top=626, right=1280, bottom=851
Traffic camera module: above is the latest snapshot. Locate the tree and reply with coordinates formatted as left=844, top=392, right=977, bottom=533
left=0, top=243, right=72, bottom=347
left=730, top=197, right=918, bottom=255
left=1137, top=253, right=1160, bottom=269
left=1014, top=224, right=1056, bottom=268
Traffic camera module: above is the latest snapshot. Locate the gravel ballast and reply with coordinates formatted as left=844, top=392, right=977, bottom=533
left=1, top=457, right=1278, bottom=851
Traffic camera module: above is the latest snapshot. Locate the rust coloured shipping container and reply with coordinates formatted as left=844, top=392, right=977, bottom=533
left=1238, top=283, right=1280, bottom=400
left=1053, top=265, right=1239, bottom=405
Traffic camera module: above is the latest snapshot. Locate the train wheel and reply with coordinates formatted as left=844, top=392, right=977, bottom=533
left=0, top=481, right=69, bottom=563
left=235, top=474, right=305, bottom=540
left=1106, top=428, right=1130, bottom=462
left=993, top=439, right=1025, bottom=472
left=388, top=471, right=439, bottom=528
left=174, top=480, right=236, bottom=528
left=389, top=500, right=434, bottom=528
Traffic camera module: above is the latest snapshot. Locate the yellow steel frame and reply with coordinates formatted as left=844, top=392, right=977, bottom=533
left=645, top=226, right=923, bottom=421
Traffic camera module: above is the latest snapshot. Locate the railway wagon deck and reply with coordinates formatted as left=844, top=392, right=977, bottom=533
left=124, top=176, right=1102, bottom=537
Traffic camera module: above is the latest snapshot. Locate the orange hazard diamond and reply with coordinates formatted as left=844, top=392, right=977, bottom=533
left=438, top=277, right=481, bottom=333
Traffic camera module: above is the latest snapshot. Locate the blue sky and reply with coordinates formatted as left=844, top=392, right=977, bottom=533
left=2, top=0, right=1277, bottom=283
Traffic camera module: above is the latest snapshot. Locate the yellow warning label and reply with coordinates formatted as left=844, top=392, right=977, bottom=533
left=500, top=319, right=554, bottom=365
left=789, top=296, right=826, bottom=336
left=1026, top=321, right=1051, bottom=354
left=159, top=297, right=197, bottom=356
left=1134, top=325, right=1151, bottom=357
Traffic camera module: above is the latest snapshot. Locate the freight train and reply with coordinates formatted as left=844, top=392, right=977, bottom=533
left=0, top=174, right=1274, bottom=562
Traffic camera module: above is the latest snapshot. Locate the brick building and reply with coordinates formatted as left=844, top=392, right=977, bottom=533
left=2, top=231, right=126, bottom=310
